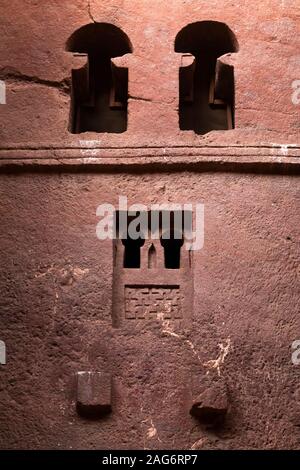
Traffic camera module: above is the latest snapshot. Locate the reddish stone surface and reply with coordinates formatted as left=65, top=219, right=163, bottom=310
left=0, top=0, right=299, bottom=450
left=0, top=0, right=299, bottom=146
left=76, top=372, right=112, bottom=417
left=190, top=376, right=228, bottom=426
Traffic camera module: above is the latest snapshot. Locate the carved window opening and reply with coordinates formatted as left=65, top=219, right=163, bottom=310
left=122, top=237, right=145, bottom=269
left=112, top=210, right=193, bottom=327
left=175, top=21, right=238, bottom=134
left=148, top=244, right=157, bottom=269
left=161, top=231, right=184, bottom=269
left=115, top=211, right=145, bottom=269
left=114, top=210, right=190, bottom=270
left=66, top=23, right=132, bottom=134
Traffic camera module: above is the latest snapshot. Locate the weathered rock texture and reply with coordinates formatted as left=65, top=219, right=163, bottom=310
left=0, top=0, right=299, bottom=450
left=76, top=371, right=112, bottom=418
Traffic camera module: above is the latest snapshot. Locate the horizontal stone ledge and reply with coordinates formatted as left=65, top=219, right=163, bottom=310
left=0, top=144, right=300, bottom=154
left=0, top=154, right=299, bottom=174
left=0, top=145, right=299, bottom=160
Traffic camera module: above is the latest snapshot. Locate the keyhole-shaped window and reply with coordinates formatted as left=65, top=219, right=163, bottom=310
left=66, top=23, right=132, bottom=134
left=161, top=230, right=184, bottom=269
left=122, top=237, right=145, bottom=269
left=114, top=210, right=191, bottom=270
left=175, top=21, right=238, bottom=134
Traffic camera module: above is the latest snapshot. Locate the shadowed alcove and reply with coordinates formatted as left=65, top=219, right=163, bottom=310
left=175, top=21, right=238, bottom=134
left=160, top=230, right=184, bottom=269
left=66, top=23, right=133, bottom=134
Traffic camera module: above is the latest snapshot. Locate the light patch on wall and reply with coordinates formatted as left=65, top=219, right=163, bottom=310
left=292, top=79, right=300, bottom=105
left=0, top=340, right=6, bottom=364
left=0, top=80, right=6, bottom=104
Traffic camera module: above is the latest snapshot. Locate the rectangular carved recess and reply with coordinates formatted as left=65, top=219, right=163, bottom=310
left=112, top=210, right=194, bottom=327
left=125, top=285, right=182, bottom=320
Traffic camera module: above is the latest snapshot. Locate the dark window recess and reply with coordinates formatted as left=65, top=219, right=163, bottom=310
left=148, top=244, right=157, bottom=269
left=175, top=21, right=238, bottom=134
left=114, top=210, right=190, bottom=270
left=161, top=232, right=184, bottom=269
left=66, top=23, right=132, bottom=134
left=122, top=237, right=145, bottom=269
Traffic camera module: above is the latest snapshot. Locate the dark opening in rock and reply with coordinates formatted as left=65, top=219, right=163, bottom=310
left=66, top=23, right=132, bottom=134
left=175, top=21, right=238, bottom=134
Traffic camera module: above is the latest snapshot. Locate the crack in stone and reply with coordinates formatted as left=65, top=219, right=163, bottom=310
left=162, top=320, right=202, bottom=363
left=203, top=338, right=231, bottom=376
left=0, top=67, right=70, bottom=94
left=87, top=0, right=96, bottom=23
left=190, top=437, right=207, bottom=450
left=129, top=95, right=153, bottom=103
